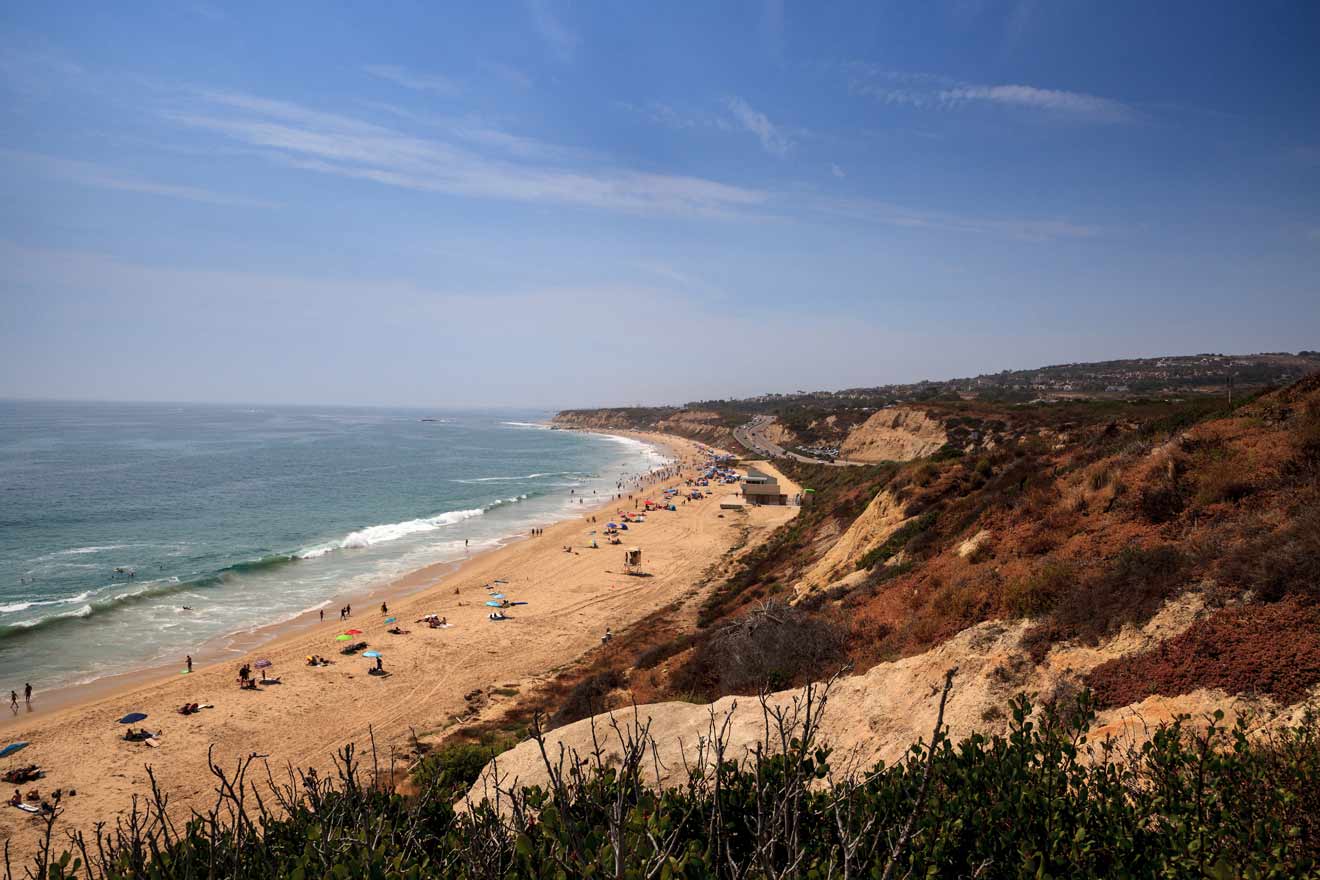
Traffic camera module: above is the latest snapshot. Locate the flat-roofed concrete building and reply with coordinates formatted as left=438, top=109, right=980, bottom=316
left=742, top=467, right=787, bottom=505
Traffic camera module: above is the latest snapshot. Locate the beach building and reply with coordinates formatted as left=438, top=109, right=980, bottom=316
left=742, top=467, right=787, bottom=505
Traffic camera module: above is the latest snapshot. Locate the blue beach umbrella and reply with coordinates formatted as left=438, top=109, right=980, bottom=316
left=490, top=593, right=505, bottom=599
left=385, top=617, right=396, bottom=623
left=362, top=650, right=382, bottom=659
left=485, top=600, right=503, bottom=607
left=118, top=712, right=147, bottom=724
left=0, top=742, right=29, bottom=759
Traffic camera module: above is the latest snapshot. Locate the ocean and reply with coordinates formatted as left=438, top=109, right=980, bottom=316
left=0, top=401, right=667, bottom=694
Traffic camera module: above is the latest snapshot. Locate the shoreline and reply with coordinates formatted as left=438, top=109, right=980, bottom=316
left=2, top=427, right=770, bottom=861
left=2, top=428, right=686, bottom=724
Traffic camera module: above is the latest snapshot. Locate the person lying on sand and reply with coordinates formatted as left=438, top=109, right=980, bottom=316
left=2, top=765, right=42, bottom=785
left=177, top=703, right=200, bottom=715
left=488, top=611, right=509, bottom=621
left=387, top=626, right=409, bottom=634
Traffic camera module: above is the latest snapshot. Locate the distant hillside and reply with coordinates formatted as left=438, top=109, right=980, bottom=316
left=553, top=351, right=1320, bottom=457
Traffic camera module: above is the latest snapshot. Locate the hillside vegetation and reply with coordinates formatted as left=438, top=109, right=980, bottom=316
left=537, top=373, right=1320, bottom=732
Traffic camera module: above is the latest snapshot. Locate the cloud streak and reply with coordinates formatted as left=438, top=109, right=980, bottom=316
left=527, top=0, right=578, bottom=62
left=363, top=64, right=460, bottom=96
left=165, top=90, right=768, bottom=217
left=725, top=96, right=792, bottom=157
left=850, top=67, right=1134, bottom=123
left=815, top=194, right=1100, bottom=241
left=0, top=149, right=278, bottom=207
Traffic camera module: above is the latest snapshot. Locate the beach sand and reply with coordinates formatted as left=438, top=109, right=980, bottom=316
left=0, top=432, right=795, bottom=860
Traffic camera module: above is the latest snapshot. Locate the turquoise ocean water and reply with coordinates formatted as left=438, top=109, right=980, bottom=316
left=0, top=401, right=666, bottom=694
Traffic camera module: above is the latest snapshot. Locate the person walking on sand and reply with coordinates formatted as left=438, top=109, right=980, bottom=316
left=345, top=603, right=351, bottom=618
left=24, top=683, right=32, bottom=704
left=381, top=602, right=388, bottom=615
left=9, top=690, right=17, bottom=712
left=185, top=655, right=192, bottom=674
left=319, top=609, right=324, bottom=622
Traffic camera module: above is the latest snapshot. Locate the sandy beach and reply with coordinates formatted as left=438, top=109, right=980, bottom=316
left=0, top=432, right=795, bottom=859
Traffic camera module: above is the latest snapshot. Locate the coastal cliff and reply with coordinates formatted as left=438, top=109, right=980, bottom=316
left=497, top=373, right=1320, bottom=803
left=552, top=407, right=738, bottom=446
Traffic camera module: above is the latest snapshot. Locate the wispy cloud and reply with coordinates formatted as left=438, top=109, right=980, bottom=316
left=357, top=101, right=583, bottom=161
left=942, top=84, right=1132, bottom=122
left=831, top=163, right=846, bottom=178
left=0, top=149, right=278, bottom=208
left=849, top=66, right=1134, bottom=123
left=363, top=64, right=460, bottom=96
left=164, top=89, right=767, bottom=217
left=815, top=194, right=1101, bottom=242
left=527, top=0, right=578, bottom=62
left=623, top=98, right=797, bottom=157
left=484, top=62, right=533, bottom=90
left=725, top=96, right=792, bottom=157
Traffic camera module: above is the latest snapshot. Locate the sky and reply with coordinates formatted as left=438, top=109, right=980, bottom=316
left=2, top=1, right=1318, bottom=408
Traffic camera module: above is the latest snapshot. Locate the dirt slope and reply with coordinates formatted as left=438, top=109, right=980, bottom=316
left=471, top=595, right=1314, bottom=802
left=839, top=408, right=947, bottom=462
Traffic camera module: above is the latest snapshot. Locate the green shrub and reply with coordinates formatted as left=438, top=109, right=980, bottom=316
left=857, top=511, right=938, bottom=570
left=22, top=692, right=1320, bottom=880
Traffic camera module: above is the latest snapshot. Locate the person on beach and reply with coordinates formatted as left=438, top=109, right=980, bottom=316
left=345, top=604, right=351, bottom=617
left=185, top=655, right=192, bottom=674
left=319, top=609, right=324, bottom=622
left=381, top=602, right=388, bottom=615
left=24, top=683, right=31, bottom=704
left=9, top=690, right=16, bottom=712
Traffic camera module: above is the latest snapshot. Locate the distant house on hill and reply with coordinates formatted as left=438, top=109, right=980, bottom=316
left=742, top=468, right=787, bottom=505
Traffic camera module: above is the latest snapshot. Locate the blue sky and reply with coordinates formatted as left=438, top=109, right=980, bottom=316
left=2, top=1, right=1318, bottom=407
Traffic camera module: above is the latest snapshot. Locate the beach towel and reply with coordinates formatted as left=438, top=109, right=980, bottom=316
left=12, top=802, right=39, bottom=813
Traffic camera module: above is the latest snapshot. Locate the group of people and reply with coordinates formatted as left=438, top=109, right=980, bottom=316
left=7, top=783, right=66, bottom=814
left=338, top=604, right=353, bottom=621
left=8, top=682, right=32, bottom=713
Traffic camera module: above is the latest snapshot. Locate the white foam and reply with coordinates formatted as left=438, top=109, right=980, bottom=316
left=298, top=507, right=485, bottom=558
left=0, top=590, right=95, bottom=614
left=9, top=603, right=92, bottom=628
left=500, top=421, right=548, bottom=429
left=454, top=472, right=574, bottom=483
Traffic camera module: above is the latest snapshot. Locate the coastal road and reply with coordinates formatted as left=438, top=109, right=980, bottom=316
left=734, top=415, right=866, bottom=467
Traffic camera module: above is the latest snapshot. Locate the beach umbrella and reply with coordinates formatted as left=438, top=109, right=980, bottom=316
left=117, top=712, right=147, bottom=724
left=490, top=593, right=505, bottom=599
left=362, top=650, right=382, bottom=658
left=345, top=629, right=363, bottom=635
left=385, top=617, right=396, bottom=623
left=485, top=600, right=504, bottom=607
left=0, top=742, right=29, bottom=759
left=335, top=634, right=352, bottom=641
left=254, top=658, right=272, bottom=669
